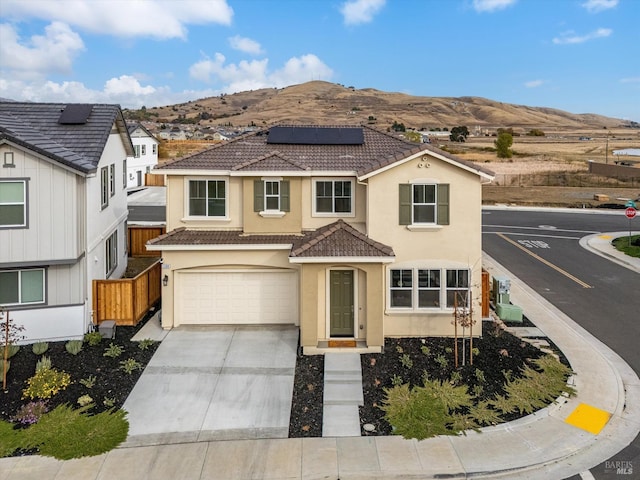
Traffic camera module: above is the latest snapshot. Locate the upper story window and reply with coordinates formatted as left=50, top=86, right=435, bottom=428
left=0, top=179, right=27, bottom=228
left=152, top=144, right=157, bottom=155
left=188, top=179, right=226, bottom=217
left=313, top=179, right=353, bottom=216
left=389, top=268, right=468, bottom=310
left=399, top=183, right=449, bottom=226
left=100, top=167, right=109, bottom=209
left=109, top=164, right=116, bottom=197
left=141, top=145, right=146, bottom=156
left=0, top=268, right=45, bottom=306
left=105, top=230, right=118, bottom=277
left=134, top=145, right=141, bottom=158
left=254, top=179, right=289, bottom=214
left=123, top=159, right=127, bottom=188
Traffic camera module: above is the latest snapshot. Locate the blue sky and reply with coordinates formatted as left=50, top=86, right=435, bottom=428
left=1, top=0, right=638, bottom=121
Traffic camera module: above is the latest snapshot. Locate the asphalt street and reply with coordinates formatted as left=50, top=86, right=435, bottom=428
left=483, top=207, right=640, bottom=480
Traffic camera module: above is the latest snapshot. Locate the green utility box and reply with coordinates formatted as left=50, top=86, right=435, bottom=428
left=496, top=303, right=523, bottom=322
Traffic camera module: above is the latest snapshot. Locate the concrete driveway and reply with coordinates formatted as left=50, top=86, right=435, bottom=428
left=122, top=325, right=299, bottom=447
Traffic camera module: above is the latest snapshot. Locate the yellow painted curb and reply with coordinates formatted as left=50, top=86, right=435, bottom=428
left=565, top=403, right=611, bottom=434
left=599, top=235, right=613, bottom=240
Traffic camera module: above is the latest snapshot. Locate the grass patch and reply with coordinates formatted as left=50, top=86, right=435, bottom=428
left=612, top=235, right=640, bottom=258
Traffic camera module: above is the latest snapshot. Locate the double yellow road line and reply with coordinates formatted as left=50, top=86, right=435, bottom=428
left=496, top=233, right=593, bottom=289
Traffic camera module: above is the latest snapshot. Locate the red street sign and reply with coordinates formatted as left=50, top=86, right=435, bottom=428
left=625, top=207, right=637, bottom=219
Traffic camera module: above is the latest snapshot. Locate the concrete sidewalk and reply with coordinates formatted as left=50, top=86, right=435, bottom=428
left=2, top=236, right=639, bottom=479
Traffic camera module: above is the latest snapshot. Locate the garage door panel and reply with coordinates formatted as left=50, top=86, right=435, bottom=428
left=178, top=271, right=298, bottom=325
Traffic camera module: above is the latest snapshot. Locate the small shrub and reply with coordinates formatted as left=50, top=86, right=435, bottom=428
left=444, top=347, right=453, bottom=354
left=119, top=358, right=142, bottom=375
left=400, top=353, right=413, bottom=369
left=77, top=395, right=93, bottom=407
left=137, top=338, right=156, bottom=351
left=32, top=342, right=49, bottom=355
left=11, top=400, right=49, bottom=425
left=84, top=331, right=102, bottom=346
left=35, top=355, right=52, bottom=373
left=395, top=345, right=404, bottom=354
left=471, top=347, right=480, bottom=357
left=103, top=343, right=123, bottom=358
left=79, top=375, right=96, bottom=389
left=65, top=340, right=83, bottom=355
left=22, top=367, right=72, bottom=400
left=449, top=370, right=462, bottom=385
left=434, top=354, right=448, bottom=369
left=103, top=397, right=116, bottom=408
left=474, top=368, right=486, bottom=383
left=23, top=404, right=129, bottom=460
left=391, top=374, right=404, bottom=386
left=420, top=345, right=430, bottom=355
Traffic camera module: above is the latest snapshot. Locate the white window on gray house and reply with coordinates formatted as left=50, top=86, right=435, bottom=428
left=152, top=144, right=157, bottom=155
left=134, top=145, right=140, bottom=158
left=105, top=230, right=118, bottom=276
left=188, top=180, right=226, bottom=217
left=314, top=180, right=353, bottom=215
left=0, top=179, right=27, bottom=228
left=109, top=164, right=116, bottom=197
left=0, top=268, right=45, bottom=306
left=141, top=145, right=146, bottom=156
left=100, top=166, right=109, bottom=209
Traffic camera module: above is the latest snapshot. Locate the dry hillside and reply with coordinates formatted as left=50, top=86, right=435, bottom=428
left=126, top=81, right=635, bottom=131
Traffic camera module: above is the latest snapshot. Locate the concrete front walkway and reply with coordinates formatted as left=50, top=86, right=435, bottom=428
left=121, top=325, right=298, bottom=447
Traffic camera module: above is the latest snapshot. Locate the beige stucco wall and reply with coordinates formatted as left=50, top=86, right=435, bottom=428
left=366, top=153, right=484, bottom=337
left=298, top=263, right=384, bottom=348
left=242, top=177, right=303, bottom=234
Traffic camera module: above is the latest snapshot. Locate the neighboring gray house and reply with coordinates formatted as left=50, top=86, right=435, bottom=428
left=0, top=102, right=134, bottom=342
left=127, top=123, right=160, bottom=188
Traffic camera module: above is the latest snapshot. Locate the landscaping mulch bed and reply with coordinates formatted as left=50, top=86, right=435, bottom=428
left=1, top=305, right=160, bottom=429
left=289, top=319, right=570, bottom=438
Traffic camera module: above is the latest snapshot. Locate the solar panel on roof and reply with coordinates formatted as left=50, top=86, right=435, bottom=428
left=267, top=126, right=364, bottom=145
left=58, top=104, right=93, bottom=124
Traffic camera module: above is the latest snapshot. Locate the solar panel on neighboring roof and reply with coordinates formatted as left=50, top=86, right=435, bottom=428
left=267, top=126, right=364, bottom=145
left=58, top=104, right=93, bottom=124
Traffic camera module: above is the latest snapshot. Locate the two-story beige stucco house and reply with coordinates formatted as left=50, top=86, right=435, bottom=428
left=149, top=125, right=494, bottom=353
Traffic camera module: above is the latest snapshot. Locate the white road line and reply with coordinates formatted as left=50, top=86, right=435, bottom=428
left=483, top=224, right=600, bottom=234
left=579, top=470, right=596, bottom=480
left=483, top=231, right=582, bottom=240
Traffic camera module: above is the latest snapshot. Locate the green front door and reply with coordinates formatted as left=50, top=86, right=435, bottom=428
left=330, top=270, right=354, bottom=337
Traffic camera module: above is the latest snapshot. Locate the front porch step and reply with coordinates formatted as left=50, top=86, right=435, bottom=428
left=322, top=353, right=364, bottom=438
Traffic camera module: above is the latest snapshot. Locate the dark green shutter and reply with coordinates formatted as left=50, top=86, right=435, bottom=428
left=437, top=184, right=450, bottom=225
left=281, top=180, right=290, bottom=212
left=254, top=180, right=264, bottom=212
left=399, top=184, right=411, bottom=225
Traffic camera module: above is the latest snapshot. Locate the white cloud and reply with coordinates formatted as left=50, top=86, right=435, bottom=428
left=553, top=27, right=612, bottom=44
left=472, top=0, right=517, bottom=13
left=0, top=22, right=84, bottom=78
left=581, top=0, right=618, bottom=13
left=0, top=0, right=233, bottom=40
left=228, top=35, right=264, bottom=55
left=340, top=0, right=386, bottom=25
left=189, top=52, right=333, bottom=93
left=524, top=80, right=544, bottom=88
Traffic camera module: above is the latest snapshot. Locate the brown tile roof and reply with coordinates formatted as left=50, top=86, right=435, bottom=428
left=156, top=124, right=494, bottom=178
left=291, top=220, right=394, bottom=258
left=148, top=221, right=394, bottom=259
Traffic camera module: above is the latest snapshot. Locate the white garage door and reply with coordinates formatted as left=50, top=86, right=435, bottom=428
left=177, top=270, right=298, bottom=325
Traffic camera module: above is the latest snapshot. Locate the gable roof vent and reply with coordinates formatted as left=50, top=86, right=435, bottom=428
left=58, top=104, right=93, bottom=124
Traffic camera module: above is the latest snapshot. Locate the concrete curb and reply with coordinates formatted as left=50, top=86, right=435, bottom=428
left=580, top=231, right=640, bottom=273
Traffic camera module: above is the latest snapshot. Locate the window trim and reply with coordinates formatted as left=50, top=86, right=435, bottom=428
left=109, top=164, right=116, bottom=197
left=399, top=182, right=449, bottom=227
left=134, top=145, right=141, bottom=158
left=254, top=178, right=289, bottom=216
left=184, top=177, right=229, bottom=220
left=105, top=230, right=118, bottom=277
left=387, top=267, right=470, bottom=312
left=123, top=159, right=127, bottom=189
left=0, top=178, right=28, bottom=229
left=141, top=144, right=146, bottom=156
left=312, top=178, right=355, bottom=217
left=0, top=267, right=46, bottom=306
left=100, top=167, right=109, bottom=209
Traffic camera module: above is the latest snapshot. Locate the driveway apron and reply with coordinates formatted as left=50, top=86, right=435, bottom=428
left=122, top=325, right=299, bottom=447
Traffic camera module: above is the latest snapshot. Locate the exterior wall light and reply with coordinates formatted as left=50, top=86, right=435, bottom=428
left=163, top=275, right=169, bottom=286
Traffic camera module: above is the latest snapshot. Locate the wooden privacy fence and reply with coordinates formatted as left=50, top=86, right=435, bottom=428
left=145, top=173, right=165, bottom=186
left=481, top=269, right=490, bottom=319
left=93, top=260, right=161, bottom=326
left=128, top=226, right=166, bottom=257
